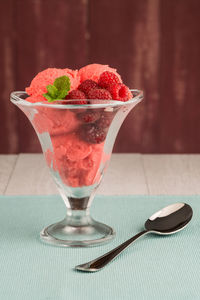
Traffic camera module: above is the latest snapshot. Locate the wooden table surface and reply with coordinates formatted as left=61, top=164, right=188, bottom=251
left=1, top=154, right=200, bottom=196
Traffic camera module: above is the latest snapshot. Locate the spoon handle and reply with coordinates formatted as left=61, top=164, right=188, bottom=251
left=75, top=230, right=149, bottom=272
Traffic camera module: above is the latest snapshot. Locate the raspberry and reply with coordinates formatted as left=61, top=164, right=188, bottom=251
left=66, top=89, right=87, bottom=104
left=80, top=124, right=106, bottom=144
left=98, top=71, right=120, bottom=88
left=88, top=88, right=112, bottom=100
left=77, top=110, right=100, bottom=123
left=108, top=83, right=130, bottom=102
left=96, top=112, right=114, bottom=129
left=78, top=80, right=99, bottom=95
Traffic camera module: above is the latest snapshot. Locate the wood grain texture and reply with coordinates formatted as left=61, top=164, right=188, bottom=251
left=0, top=155, right=17, bottom=194
left=0, top=0, right=19, bottom=153
left=4, top=154, right=200, bottom=196
left=159, top=0, right=200, bottom=153
left=5, top=154, right=148, bottom=195
left=1, top=0, right=200, bottom=154
left=5, top=153, right=57, bottom=195
left=143, top=155, right=200, bottom=195
left=98, top=154, right=148, bottom=195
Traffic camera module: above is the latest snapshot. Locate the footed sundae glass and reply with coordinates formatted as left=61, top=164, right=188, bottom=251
left=10, top=90, right=143, bottom=247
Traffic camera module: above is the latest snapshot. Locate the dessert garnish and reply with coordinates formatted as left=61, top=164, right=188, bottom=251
left=26, top=64, right=132, bottom=104
left=43, top=75, right=70, bottom=102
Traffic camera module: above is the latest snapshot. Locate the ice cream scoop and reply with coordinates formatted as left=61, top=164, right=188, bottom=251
left=78, top=63, right=122, bottom=83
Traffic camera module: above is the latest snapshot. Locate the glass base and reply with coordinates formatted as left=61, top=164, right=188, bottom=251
left=40, top=211, right=115, bottom=247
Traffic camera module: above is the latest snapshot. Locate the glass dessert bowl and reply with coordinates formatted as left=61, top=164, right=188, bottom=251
left=10, top=90, right=143, bottom=247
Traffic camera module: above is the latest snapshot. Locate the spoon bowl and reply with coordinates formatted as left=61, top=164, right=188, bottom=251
left=145, top=203, right=193, bottom=234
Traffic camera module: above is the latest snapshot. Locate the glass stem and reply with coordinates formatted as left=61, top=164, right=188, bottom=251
left=66, top=208, right=91, bottom=227
left=62, top=196, right=95, bottom=227
left=67, top=196, right=90, bottom=210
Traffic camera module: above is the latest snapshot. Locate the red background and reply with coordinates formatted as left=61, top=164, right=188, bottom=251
left=1, top=0, right=200, bottom=153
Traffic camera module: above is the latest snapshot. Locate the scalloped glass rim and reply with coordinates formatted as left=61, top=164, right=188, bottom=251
left=10, top=89, right=143, bottom=109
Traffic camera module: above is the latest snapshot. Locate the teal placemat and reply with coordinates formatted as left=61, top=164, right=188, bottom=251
left=0, top=195, right=199, bottom=300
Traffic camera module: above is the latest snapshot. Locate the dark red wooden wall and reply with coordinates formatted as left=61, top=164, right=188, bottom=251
left=1, top=0, right=200, bottom=154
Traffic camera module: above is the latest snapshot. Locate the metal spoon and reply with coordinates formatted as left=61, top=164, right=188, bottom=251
left=75, top=202, right=193, bottom=272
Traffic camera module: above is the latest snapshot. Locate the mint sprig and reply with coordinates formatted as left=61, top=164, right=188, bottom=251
left=43, top=75, right=71, bottom=102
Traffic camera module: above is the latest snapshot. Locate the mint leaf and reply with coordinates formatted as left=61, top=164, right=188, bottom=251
left=43, top=75, right=71, bottom=102
left=54, top=76, right=70, bottom=92
left=46, top=84, right=58, bottom=98
left=43, top=93, right=54, bottom=102
left=56, top=89, right=69, bottom=99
